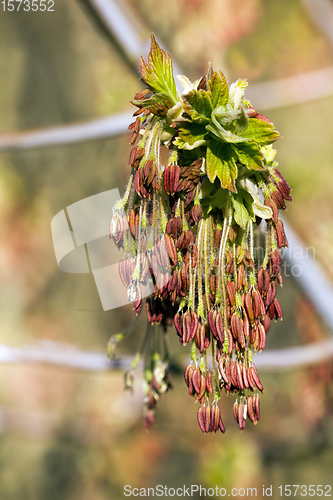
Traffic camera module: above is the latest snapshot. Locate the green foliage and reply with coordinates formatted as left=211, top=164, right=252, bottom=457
left=139, top=33, right=178, bottom=106
left=137, top=34, right=281, bottom=228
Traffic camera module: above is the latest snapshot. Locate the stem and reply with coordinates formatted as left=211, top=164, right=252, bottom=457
left=204, top=218, right=211, bottom=313
left=196, top=219, right=205, bottom=318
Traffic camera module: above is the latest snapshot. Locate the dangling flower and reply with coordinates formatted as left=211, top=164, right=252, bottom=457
left=110, top=34, right=291, bottom=433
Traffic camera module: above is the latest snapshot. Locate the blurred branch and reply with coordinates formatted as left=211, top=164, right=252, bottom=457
left=247, top=66, right=333, bottom=110
left=0, top=112, right=132, bottom=152
left=301, top=0, right=333, bottom=49
left=76, top=0, right=183, bottom=90
left=282, top=219, right=333, bottom=334
left=0, top=338, right=333, bottom=372
left=76, top=0, right=149, bottom=74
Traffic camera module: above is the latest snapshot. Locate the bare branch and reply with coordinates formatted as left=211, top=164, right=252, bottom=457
left=301, top=0, right=333, bottom=49
left=1, top=338, right=333, bottom=372
left=0, top=112, right=132, bottom=152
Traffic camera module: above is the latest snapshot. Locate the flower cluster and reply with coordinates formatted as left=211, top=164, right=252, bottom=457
left=110, top=35, right=291, bottom=433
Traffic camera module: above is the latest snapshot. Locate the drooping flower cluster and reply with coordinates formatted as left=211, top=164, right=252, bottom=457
left=110, top=35, right=291, bottom=433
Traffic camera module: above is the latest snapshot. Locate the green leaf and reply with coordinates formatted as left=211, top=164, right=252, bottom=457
left=207, top=70, right=229, bottom=109
left=232, top=142, right=264, bottom=170
left=132, top=93, right=173, bottom=116
left=231, top=192, right=250, bottom=230
left=140, top=34, right=178, bottom=105
left=175, top=122, right=209, bottom=150
left=206, top=141, right=238, bottom=192
left=238, top=188, right=255, bottom=221
left=184, top=89, right=212, bottom=123
left=207, top=110, right=250, bottom=144
left=242, top=117, right=280, bottom=145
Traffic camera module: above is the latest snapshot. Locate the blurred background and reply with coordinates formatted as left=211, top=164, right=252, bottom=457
left=0, top=0, right=333, bottom=498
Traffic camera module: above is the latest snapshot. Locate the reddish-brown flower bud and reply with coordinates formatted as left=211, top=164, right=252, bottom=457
left=258, top=266, right=270, bottom=294
left=192, top=367, right=202, bottom=394
left=236, top=362, right=244, bottom=391
left=176, top=229, right=193, bottom=250
left=238, top=403, right=246, bottom=431
left=166, top=217, right=183, bottom=238
left=195, top=322, right=210, bottom=353
left=249, top=365, right=263, bottom=392
left=245, top=291, right=255, bottom=323
left=197, top=406, right=206, bottom=433
left=258, top=323, right=266, bottom=350
left=129, top=145, right=144, bottom=169
left=208, top=309, right=218, bottom=339
left=164, top=233, right=178, bottom=265
left=243, top=311, right=250, bottom=338
left=253, top=289, right=266, bottom=318
left=254, top=394, right=260, bottom=422
left=206, top=372, right=213, bottom=394
left=265, top=281, right=277, bottom=308
left=197, top=75, right=207, bottom=90
left=174, top=312, right=182, bottom=338
left=128, top=209, right=137, bottom=237
left=195, top=374, right=207, bottom=402
left=163, top=164, right=180, bottom=195
left=231, top=312, right=245, bottom=347
left=214, top=228, right=222, bottom=248
left=185, top=187, right=197, bottom=205
left=219, top=414, right=226, bottom=433
left=264, top=196, right=278, bottom=223
left=227, top=328, right=234, bottom=355
left=242, top=363, right=249, bottom=389
left=191, top=204, right=202, bottom=224
left=219, top=357, right=231, bottom=387
left=247, top=366, right=256, bottom=391
left=247, top=396, right=257, bottom=424
left=205, top=405, right=211, bottom=433
left=271, top=189, right=286, bottom=210
left=275, top=219, right=288, bottom=248
left=227, top=281, right=236, bottom=308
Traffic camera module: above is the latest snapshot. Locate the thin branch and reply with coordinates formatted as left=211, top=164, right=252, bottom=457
left=247, top=66, right=333, bottom=110
left=0, top=112, right=132, bottom=152
left=301, top=0, right=333, bottom=49
left=76, top=0, right=148, bottom=74
left=0, top=337, right=333, bottom=372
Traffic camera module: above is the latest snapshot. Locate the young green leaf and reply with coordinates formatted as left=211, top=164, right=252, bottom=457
left=140, top=34, right=178, bottom=106
left=207, top=70, right=229, bottom=109
left=206, top=141, right=238, bottom=192
left=232, top=142, right=264, bottom=170
left=231, top=192, right=250, bottom=230
left=242, top=117, right=280, bottom=145
left=184, top=89, right=213, bottom=123
left=175, top=122, right=209, bottom=150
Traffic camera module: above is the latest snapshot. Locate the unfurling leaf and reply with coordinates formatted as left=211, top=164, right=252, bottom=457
left=207, top=69, right=229, bottom=109
left=140, top=34, right=178, bottom=105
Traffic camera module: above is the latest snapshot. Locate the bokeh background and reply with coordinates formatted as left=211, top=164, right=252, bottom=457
left=0, top=0, right=333, bottom=498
